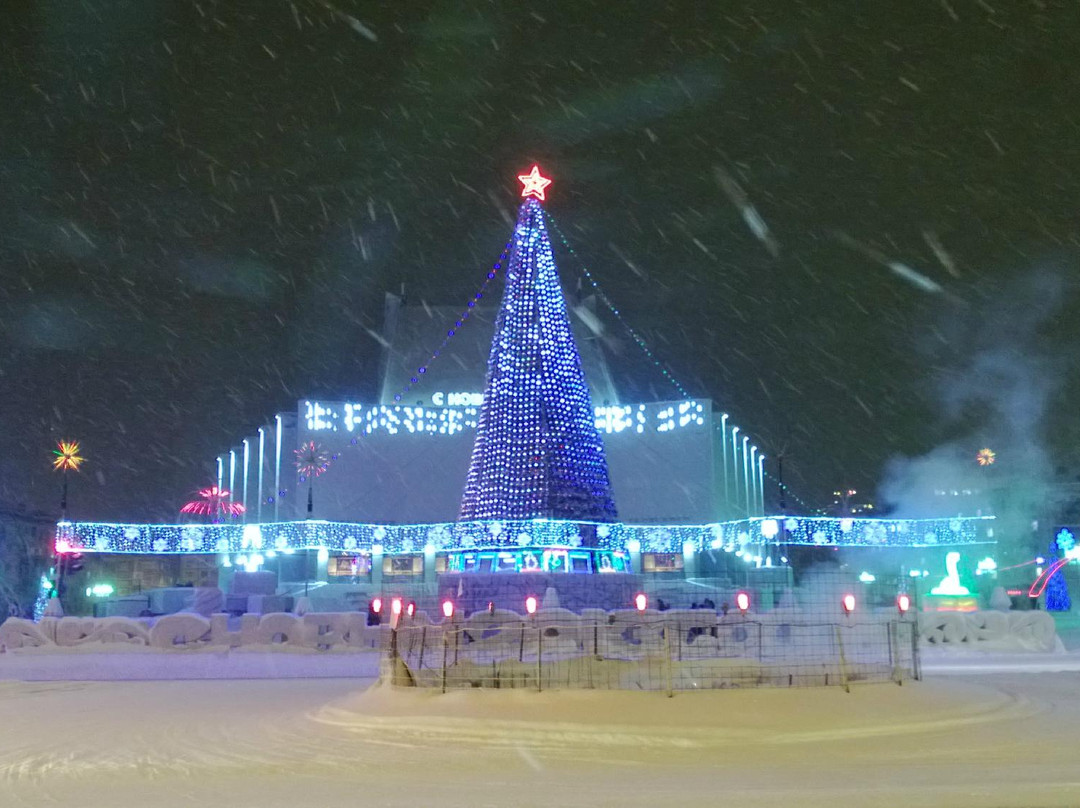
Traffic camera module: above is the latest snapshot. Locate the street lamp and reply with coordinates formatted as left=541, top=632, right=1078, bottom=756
left=720, top=413, right=730, bottom=507
left=731, top=426, right=741, bottom=511
left=750, top=445, right=759, bottom=516
left=742, top=435, right=751, bottom=516
left=757, top=453, right=766, bottom=516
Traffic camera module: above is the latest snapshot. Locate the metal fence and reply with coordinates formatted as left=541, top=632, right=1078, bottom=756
left=385, top=610, right=919, bottom=694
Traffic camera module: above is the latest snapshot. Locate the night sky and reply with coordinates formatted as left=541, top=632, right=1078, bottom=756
left=2, top=1, right=1078, bottom=522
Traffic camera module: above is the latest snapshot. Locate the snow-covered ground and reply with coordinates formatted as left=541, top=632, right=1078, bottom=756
left=2, top=670, right=1080, bottom=806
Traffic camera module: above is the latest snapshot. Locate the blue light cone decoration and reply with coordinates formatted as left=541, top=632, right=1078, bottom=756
left=459, top=197, right=617, bottom=522
left=1046, top=539, right=1072, bottom=612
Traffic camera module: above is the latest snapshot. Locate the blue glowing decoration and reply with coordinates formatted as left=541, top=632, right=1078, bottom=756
left=1046, top=537, right=1072, bottom=612
left=1055, top=528, right=1076, bottom=555
left=460, top=197, right=618, bottom=522
left=57, top=514, right=995, bottom=557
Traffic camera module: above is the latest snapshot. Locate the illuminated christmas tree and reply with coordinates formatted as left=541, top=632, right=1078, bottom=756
left=459, top=167, right=617, bottom=522
left=1046, top=532, right=1073, bottom=612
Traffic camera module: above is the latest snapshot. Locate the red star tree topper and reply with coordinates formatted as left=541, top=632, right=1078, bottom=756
left=518, top=165, right=552, bottom=201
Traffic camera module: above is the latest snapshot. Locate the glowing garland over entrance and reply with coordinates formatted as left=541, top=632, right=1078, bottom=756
left=56, top=515, right=996, bottom=556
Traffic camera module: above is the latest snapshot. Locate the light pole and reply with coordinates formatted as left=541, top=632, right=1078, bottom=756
left=257, top=427, right=265, bottom=524
left=720, top=413, right=730, bottom=511
left=229, top=450, right=236, bottom=514
left=750, top=445, right=758, bottom=516
left=757, top=453, right=765, bottom=515
left=731, top=426, right=741, bottom=514
left=742, top=435, right=751, bottom=516
left=274, top=414, right=282, bottom=521
left=242, top=439, right=250, bottom=522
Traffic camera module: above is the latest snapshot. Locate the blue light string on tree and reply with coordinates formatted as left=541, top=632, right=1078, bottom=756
left=548, top=209, right=815, bottom=514
left=391, top=242, right=512, bottom=403
left=261, top=242, right=512, bottom=510
left=460, top=196, right=618, bottom=522
left=543, top=209, right=692, bottom=401
left=761, top=470, right=826, bottom=515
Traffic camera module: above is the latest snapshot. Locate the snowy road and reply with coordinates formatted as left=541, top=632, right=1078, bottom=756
left=1, top=673, right=1079, bottom=807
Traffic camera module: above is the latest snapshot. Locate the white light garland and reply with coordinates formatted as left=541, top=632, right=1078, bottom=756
left=57, top=515, right=996, bottom=556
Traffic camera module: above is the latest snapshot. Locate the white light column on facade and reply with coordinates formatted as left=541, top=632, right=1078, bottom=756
left=750, top=445, right=759, bottom=516
left=720, top=413, right=730, bottom=508
left=758, top=453, right=766, bottom=515
left=257, top=427, right=265, bottom=524
left=229, top=450, right=237, bottom=512
left=742, top=436, right=751, bottom=516
left=274, top=414, right=282, bottom=522
left=242, top=439, right=250, bottom=522
left=216, top=456, right=224, bottom=492
left=730, top=426, right=741, bottom=510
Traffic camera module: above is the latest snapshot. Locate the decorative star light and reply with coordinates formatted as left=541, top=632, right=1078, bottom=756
left=295, top=441, right=330, bottom=478
left=181, top=486, right=245, bottom=518
left=977, top=448, right=996, bottom=466
left=517, top=165, right=552, bottom=201
left=52, top=440, right=86, bottom=472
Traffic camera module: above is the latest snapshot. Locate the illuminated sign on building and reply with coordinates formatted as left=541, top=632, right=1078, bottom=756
left=302, top=399, right=707, bottom=437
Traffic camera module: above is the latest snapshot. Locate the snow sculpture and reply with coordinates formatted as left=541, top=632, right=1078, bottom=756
left=253, top=612, right=305, bottom=646
left=56, top=617, right=98, bottom=646
left=1008, top=611, right=1058, bottom=652
left=149, top=614, right=212, bottom=649
left=535, top=608, right=582, bottom=656
left=541, top=587, right=561, bottom=610
left=209, top=614, right=258, bottom=648
left=989, top=586, right=1012, bottom=611
left=918, top=612, right=969, bottom=644
left=965, top=610, right=1008, bottom=642
left=0, top=618, right=50, bottom=649
left=302, top=613, right=350, bottom=649
left=81, top=618, right=149, bottom=645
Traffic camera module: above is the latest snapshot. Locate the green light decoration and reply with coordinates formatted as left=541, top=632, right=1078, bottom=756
left=930, top=551, right=971, bottom=596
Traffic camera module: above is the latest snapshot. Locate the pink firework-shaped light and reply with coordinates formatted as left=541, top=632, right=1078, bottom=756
left=295, top=441, right=331, bottom=478
left=180, top=485, right=246, bottom=518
